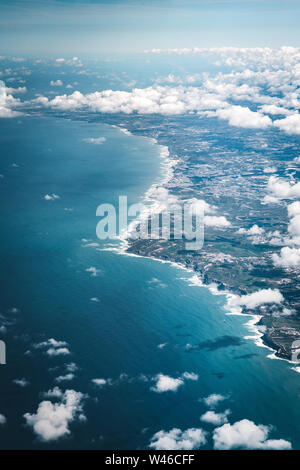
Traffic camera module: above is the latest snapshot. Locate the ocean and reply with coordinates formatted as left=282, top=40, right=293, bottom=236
left=0, top=115, right=299, bottom=449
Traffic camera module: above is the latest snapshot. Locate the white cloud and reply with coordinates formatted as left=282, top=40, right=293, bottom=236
left=151, top=374, right=184, bottom=393
left=264, top=176, right=300, bottom=202
left=270, top=201, right=300, bottom=268
left=190, top=198, right=215, bottom=213
left=272, top=246, right=300, bottom=269
left=288, top=214, right=300, bottom=238
left=204, top=215, right=231, bottom=228
left=13, top=378, right=30, bottom=387
left=83, top=137, right=106, bottom=145
left=149, top=428, right=207, bottom=450
left=0, top=414, right=6, bottom=425
left=151, top=372, right=198, bottom=393
left=144, top=47, right=300, bottom=77
left=274, top=114, right=300, bottom=135
left=229, top=288, right=284, bottom=310
left=5, top=86, right=27, bottom=94
left=181, top=372, right=198, bottom=381
left=288, top=201, right=300, bottom=218
left=47, top=347, right=70, bottom=356
left=50, top=80, right=63, bottom=87
left=37, top=86, right=228, bottom=115
left=27, top=47, right=300, bottom=138
left=55, top=57, right=82, bottom=67
left=200, top=410, right=231, bottom=425
left=0, top=80, right=21, bottom=117
left=92, top=378, right=107, bottom=388
left=66, top=362, right=78, bottom=372
left=202, top=393, right=227, bottom=408
left=85, top=266, right=101, bottom=277
left=35, top=338, right=68, bottom=349
left=260, top=104, right=294, bottom=116
left=24, top=389, right=86, bottom=442
left=213, top=419, right=292, bottom=450
left=42, top=387, right=64, bottom=399
left=55, top=373, right=74, bottom=383
left=44, top=193, right=60, bottom=201
left=216, top=105, right=272, bottom=129
left=34, top=338, right=71, bottom=356
left=237, top=225, right=264, bottom=236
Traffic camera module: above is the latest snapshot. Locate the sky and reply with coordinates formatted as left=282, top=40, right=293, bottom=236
left=0, top=0, right=300, bottom=56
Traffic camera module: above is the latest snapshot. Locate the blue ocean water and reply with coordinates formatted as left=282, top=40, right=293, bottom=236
left=0, top=115, right=299, bottom=449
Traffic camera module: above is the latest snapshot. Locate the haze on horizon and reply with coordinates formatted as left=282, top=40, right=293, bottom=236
left=0, top=0, right=300, bottom=57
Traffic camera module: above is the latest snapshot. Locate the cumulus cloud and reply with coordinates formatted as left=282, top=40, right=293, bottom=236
left=151, top=374, right=184, bottom=393
left=288, top=215, right=300, bottom=238
left=42, top=387, right=64, bottom=399
left=13, top=378, right=30, bottom=387
left=66, top=362, right=78, bottom=373
left=0, top=80, right=21, bottom=117
left=274, top=114, right=300, bottom=135
left=181, top=372, right=198, bottom=381
left=54, top=373, right=74, bottom=383
left=34, top=338, right=68, bottom=349
left=200, top=410, right=231, bottom=425
left=144, top=48, right=300, bottom=85
left=288, top=201, right=300, bottom=218
left=237, top=225, right=264, bottom=236
left=270, top=200, right=300, bottom=268
left=91, top=378, right=107, bottom=388
left=149, top=428, right=207, bottom=450
left=204, top=215, right=231, bottom=228
left=5, top=86, right=27, bottom=94
left=151, top=372, right=198, bottom=393
left=83, top=137, right=106, bottom=145
left=34, top=338, right=71, bottom=356
left=24, top=389, right=86, bottom=442
left=55, top=57, right=82, bottom=67
left=260, top=104, right=294, bottom=116
left=186, top=198, right=216, bottom=215
left=30, top=57, right=300, bottom=136
left=216, top=105, right=272, bottom=129
left=47, top=347, right=70, bottom=357
left=229, top=288, right=284, bottom=310
left=202, top=393, right=227, bottom=408
left=265, top=176, right=300, bottom=202
left=213, top=419, right=292, bottom=450
left=50, top=80, right=63, bottom=87
left=35, top=86, right=228, bottom=115
left=44, top=193, right=60, bottom=201
left=272, top=246, right=300, bottom=269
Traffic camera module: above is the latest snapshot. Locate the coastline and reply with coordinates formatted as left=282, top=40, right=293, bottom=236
left=99, top=126, right=294, bottom=367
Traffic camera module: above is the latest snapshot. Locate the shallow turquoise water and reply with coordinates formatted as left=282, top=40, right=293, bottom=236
left=0, top=116, right=299, bottom=449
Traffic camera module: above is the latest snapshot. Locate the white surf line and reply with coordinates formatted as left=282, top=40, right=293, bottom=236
left=117, top=140, right=180, bottom=251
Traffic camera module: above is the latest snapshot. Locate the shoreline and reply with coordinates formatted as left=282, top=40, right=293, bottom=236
left=102, top=125, right=297, bottom=367
left=43, top=114, right=297, bottom=367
